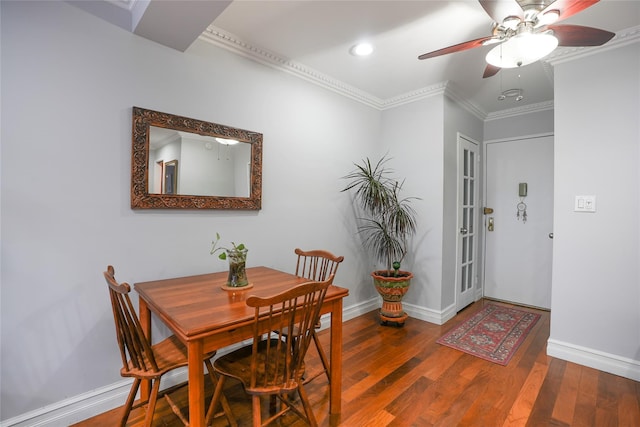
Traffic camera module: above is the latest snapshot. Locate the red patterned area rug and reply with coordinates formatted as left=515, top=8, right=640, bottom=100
left=437, top=303, right=541, bottom=366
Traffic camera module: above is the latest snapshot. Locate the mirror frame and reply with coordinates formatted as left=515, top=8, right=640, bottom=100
left=131, top=106, right=262, bottom=209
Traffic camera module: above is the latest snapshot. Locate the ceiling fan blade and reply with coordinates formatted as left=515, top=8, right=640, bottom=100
left=540, top=0, right=599, bottom=22
left=549, top=24, right=615, bottom=46
left=418, top=36, right=496, bottom=60
left=483, top=64, right=501, bottom=78
left=479, top=0, right=524, bottom=23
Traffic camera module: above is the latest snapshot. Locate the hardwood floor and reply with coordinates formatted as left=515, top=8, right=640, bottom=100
left=74, top=299, right=640, bottom=426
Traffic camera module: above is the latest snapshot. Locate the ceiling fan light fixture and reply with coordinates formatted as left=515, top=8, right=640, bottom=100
left=350, top=42, right=374, bottom=57
left=485, top=32, right=558, bottom=68
left=502, top=15, right=521, bottom=31
left=482, top=37, right=503, bottom=46
left=537, top=9, right=560, bottom=27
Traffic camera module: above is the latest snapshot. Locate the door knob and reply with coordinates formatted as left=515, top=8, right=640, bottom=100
left=549, top=233, right=554, bottom=239
left=460, top=227, right=468, bottom=234
left=488, top=217, right=494, bottom=232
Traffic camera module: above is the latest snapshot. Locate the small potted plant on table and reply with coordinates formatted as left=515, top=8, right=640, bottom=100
left=211, top=233, right=250, bottom=289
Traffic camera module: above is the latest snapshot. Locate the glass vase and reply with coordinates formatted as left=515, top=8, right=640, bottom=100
left=225, top=248, right=249, bottom=287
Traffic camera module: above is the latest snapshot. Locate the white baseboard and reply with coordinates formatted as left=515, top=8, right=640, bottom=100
left=404, top=301, right=456, bottom=325
left=0, top=364, right=211, bottom=427
left=339, top=297, right=456, bottom=326
left=342, top=298, right=380, bottom=322
left=0, top=299, right=379, bottom=427
left=1, top=377, right=141, bottom=427
left=340, top=297, right=457, bottom=326
left=547, top=338, right=640, bottom=382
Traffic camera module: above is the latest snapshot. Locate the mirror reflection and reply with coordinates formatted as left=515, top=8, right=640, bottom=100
left=148, top=126, right=251, bottom=197
left=131, top=107, right=262, bottom=210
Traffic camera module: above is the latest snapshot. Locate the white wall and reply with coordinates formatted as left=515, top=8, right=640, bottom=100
left=357, top=89, right=484, bottom=323
left=484, top=108, right=554, bottom=141
left=0, top=1, right=381, bottom=421
left=378, top=95, right=446, bottom=317
left=549, top=41, right=640, bottom=380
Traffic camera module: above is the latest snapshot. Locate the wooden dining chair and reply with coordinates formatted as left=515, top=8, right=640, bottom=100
left=104, top=265, right=235, bottom=427
left=294, top=248, right=344, bottom=384
left=206, top=276, right=333, bottom=427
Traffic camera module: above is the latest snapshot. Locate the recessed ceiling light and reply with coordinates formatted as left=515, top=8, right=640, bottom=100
left=350, top=43, right=374, bottom=57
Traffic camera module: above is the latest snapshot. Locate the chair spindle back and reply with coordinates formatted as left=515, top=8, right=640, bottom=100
left=104, top=265, right=158, bottom=374
left=246, top=275, right=333, bottom=393
left=294, top=248, right=344, bottom=282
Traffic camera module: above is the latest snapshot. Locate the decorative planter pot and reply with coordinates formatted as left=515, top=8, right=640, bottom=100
left=372, top=270, right=413, bottom=326
left=225, top=249, right=249, bottom=288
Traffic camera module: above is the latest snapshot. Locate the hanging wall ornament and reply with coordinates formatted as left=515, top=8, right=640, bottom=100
left=516, top=201, right=527, bottom=223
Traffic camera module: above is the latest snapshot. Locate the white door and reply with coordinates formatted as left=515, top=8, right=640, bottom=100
left=484, top=135, right=554, bottom=309
left=456, top=135, right=479, bottom=311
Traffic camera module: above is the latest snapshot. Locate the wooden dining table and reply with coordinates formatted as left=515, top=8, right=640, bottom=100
left=134, top=266, right=349, bottom=427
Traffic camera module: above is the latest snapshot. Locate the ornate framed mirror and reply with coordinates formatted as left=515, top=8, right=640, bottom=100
left=131, top=107, right=262, bottom=209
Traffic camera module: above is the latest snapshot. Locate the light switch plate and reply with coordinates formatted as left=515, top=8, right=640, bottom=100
left=575, top=195, right=596, bottom=212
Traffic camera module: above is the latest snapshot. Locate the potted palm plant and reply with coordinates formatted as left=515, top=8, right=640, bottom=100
left=342, top=155, right=419, bottom=326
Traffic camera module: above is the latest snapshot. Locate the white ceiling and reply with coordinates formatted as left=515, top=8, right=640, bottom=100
left=85, top=0, right=640, bottom=117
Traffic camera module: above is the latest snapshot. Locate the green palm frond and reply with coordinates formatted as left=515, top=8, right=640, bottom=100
left=342, top=155, right=419, bottom=271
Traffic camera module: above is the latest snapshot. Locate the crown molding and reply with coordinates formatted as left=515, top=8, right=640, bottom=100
left=485, top=100, right=554, bottom=121
left=200, top=26, right=466, bottom=112
left=540, top=60, right=554, bottom=86
left=444, top=83, right=486, bottom=120
left=200, top=26, right=385, bottom=109
left=383, top=82, right=447, bottom=109
left=105, top=0, right=134, bottom=11
left=546, top=25, right=640, bottom=66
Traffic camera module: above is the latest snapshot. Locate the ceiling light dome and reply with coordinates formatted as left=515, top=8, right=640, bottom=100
left=216, top=137, right=239, bottom=145
left=485, top=32, right=558, bottom=68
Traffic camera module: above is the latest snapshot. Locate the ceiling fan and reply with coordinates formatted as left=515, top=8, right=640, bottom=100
left=418, top=0, right=615, bottom=78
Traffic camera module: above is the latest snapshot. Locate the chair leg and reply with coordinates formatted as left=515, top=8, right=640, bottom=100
left=268, top=394, right=278, bottom=414
left=143, top=378, right=162, bottom=427
left=312, top=330, right=330, bottom=383
left=251, top=395, right=262, bottom=427
left=120, top=378, right=141, bottom=427
left=206, top=375, right=237, bottom=427
left=297, top=384, right=318, bottom=427
left=205, top=361, right=237, bottom=427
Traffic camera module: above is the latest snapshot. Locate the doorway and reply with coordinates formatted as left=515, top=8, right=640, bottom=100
left=483, top=134, right=554, bottom=309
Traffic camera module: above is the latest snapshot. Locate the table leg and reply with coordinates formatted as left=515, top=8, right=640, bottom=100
left=138, top=298, right=152, bottom=400
left=329, top=299, right=343, bottom=414
left=188, top=340, right=205, bottom=427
